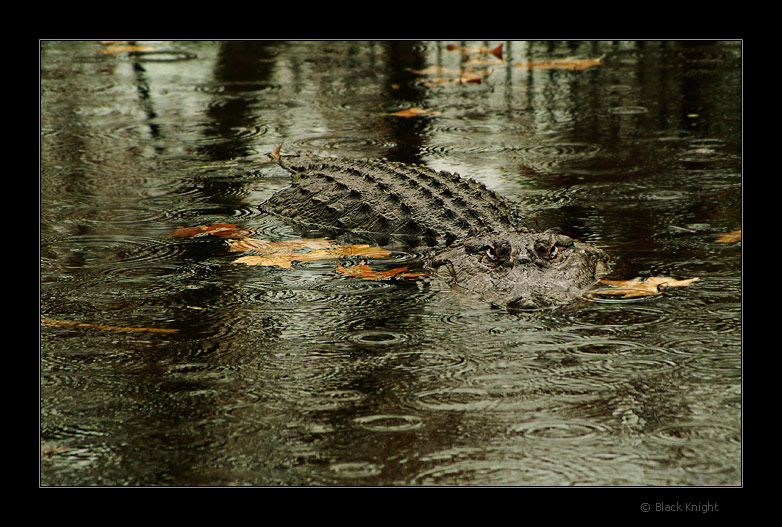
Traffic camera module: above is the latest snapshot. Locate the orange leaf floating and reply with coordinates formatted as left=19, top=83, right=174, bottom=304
left=253, top=141, right=284, bottom=165
left=445, top=43, right=504, bottom=60
left=41, top=440, right=71, bottom=458
left=231, top=250, right=337, bottom=268
left=331, top=244, right=394, bottom=258
left=42, top=318, right=178, bottom=334
left=514, top=54, right=605, bottom=71
left=420, top=72, right=490, bottom=87
left=229, top=237, right=335, bottom=253
left=715, top=229, right=741, bottom=243
left=336, top=261, right=412, bottom=280
left=169, top=222, right=255, bottom=238
left=230, top=237, right=393, bottom=269
left=101, top=44, right=157, bottom=54
left=592, top=276, right=700, bottom=299
left=391, top=107, right=441, bottom=118
left=167, top=224, right=422, bottom=280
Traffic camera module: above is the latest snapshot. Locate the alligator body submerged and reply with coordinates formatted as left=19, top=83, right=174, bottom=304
left=259, top=153, right=609, bottom=309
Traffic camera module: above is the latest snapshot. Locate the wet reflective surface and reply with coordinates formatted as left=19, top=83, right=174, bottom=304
left=40, top=41, right=741, bottom=486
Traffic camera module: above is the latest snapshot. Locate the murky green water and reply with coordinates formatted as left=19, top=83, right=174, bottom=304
left=40, top=41, right=741, bottom=487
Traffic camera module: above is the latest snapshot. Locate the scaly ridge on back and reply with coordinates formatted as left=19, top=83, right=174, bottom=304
left=261, top=155, right=524, bottom=246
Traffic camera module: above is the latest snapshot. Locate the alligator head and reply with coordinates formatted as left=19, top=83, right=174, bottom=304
left=429, top=231, right=609, bottom=310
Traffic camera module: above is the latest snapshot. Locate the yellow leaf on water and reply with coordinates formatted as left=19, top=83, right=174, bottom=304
left=169, top=225, right=420, bottom=279
left=445, top=43, right=504, bottom=60
left=229, top=237, right=335, bottom=253
left=41, top=440, right=70, bottom=458
left=329, top=244, right=392, bottom=258
left=169, top=222, right=255, bottom=238
left=391, top=107, right=440, bottom=118
left=592, top=276, right=699, bottom=298
left=336, top=261, right=412, bottom=280
left=230, top=238, right=393, bottom=268
left=102, top=45, right=157, bottom=54
left=514, top=54, right=605, bottom=71
left=715, top=229, right=741, bottom=243
left=42, top=318, right=178, bottom=334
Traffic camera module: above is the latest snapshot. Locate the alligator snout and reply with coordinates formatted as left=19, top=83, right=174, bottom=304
left=430, top=231, right=609, bottom=309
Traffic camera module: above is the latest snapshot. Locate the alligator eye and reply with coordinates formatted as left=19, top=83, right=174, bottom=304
left=534, top=239, right=554, bottom=259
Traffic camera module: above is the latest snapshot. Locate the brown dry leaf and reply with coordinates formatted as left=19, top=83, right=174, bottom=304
left=232, top=253, right=297, bottom=268
left=169, top=222, right=255, bottom=239
left=391, top=107, right=441, bottom=118
left=41, top=440, right=70, bottom=458
left=253, top=141, right=284, bottom=165
left=170, top=224, right=418, bottom=279
left=231, top=246, right=338, bottom=268
left=514, top=54, right=605, bottom=71
left=413, top=63, right=493, bottom=87
left=42, top=318, right=179, bottom=334
left=230, top=238, right=393, bottom=268
left=463, top=57, right=504, bottom=67
left=102, top=45, right=157, bottom=54
left=446, top=43, right=504, bottom=60
left=715, top=229, right=741, bottom=243
left=593, top=276, right=700, bottom=298
left=336, top=261, right=412, bottom=280
left=229, top=237, right=335, bottom=253
left=398, top=271, right=428, bottom=278
left=420, top=72, right=489, bottom=87
left=329, top=244, right=393, bottom=258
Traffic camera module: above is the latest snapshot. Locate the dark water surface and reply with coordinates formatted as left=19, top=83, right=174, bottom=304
left=40, top=41, right=741, bottom=486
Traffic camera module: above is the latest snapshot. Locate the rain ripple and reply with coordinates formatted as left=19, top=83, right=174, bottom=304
left=409, top=454, right=602, bottom=486
left=508, top=420, right=609, bottom=441
left=649, top=421, right=741, bottom=446
left=354, top=414, right=424, bottom=432
left=505, top=141, right=604, bottom=173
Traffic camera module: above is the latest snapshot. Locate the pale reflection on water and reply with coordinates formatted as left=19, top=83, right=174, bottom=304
left=41, top=40, right=741, bottom=486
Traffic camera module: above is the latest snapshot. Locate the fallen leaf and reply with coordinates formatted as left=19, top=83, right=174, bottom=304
left=420, top=72, right=489, bottom=87
left=715, top=229, right=741, bottom=243
left=446, top=43, right=504, bottom=60
left=169, top=222, right=255, bottom=238
left=391, top=107, right=441, bottom=118
left=232, top=253, right=296, bottom=268
left=591, top=276, right=700, bottom=298
left=412, top=63, right=494, bottom=87
left=168, top=224, right=420, bottom=279
left=230, top=238, right=393, bottom=268
left=229, top=237, right=336, bottom=253
left=464, top=57, right=504, bottom=67
left=329, top=244, right=393, bottom=258
left=336, top=261, right=412, bottom=280
left=513, top=54, right=605, bottom=71
left=41, top=318, right=179, bottom=334
left=41, top=440, right=70, bottom=458
left=253, top=141, right=284, bottom=165
left=101, top=45, right=157, bottom=54
left=600, top=276, right=700, bottom=288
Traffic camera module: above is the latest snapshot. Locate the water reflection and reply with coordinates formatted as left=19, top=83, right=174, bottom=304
left=41, top=40, right=740, bottom=486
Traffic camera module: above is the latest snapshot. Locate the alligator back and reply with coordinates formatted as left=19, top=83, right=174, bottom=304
left=260, top=156, right=523, bottom=247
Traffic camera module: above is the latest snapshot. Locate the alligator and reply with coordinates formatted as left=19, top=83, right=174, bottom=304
left=256, top=146, right=609, bottom=310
